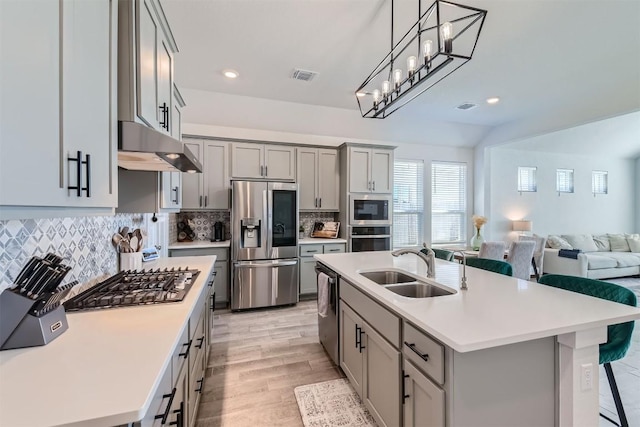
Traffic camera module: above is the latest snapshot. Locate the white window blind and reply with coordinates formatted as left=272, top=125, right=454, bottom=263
left=393, top=160, right=424, bottom=248
left=556, top=169, right=574, bottom=193
left=592, top=171, right=608, bottom=194
left=431, top=161, right=467, bottom=244
left=518, top=167, right=537, bottom=192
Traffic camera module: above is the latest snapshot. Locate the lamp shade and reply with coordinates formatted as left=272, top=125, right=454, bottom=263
left=513, top=220, right=532, bottom=232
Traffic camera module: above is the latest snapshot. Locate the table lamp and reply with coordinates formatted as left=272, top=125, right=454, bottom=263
left=513, top=220, right=532, bottom=236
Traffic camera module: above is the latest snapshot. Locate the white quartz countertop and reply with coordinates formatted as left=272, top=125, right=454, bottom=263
left=168, top=240, right=230, bottom=249
left=299, top=237, right=348, bottom=244
left=315, top=251, right=640, bottom=353
left=0, top=256, right=216, bottom=427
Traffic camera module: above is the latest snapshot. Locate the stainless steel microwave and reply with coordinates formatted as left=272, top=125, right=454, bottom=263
left=349, top=194, right=392, bottom=225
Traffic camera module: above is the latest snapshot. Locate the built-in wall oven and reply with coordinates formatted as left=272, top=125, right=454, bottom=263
left=349, top=226, right=392, bottom=252
left=349, top=194, right=392, bottom=226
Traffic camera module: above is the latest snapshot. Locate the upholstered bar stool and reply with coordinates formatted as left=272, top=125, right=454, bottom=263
left=465, top=258, right=513, bottom=276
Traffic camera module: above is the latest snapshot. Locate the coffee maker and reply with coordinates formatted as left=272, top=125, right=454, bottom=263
left=212, top=221, right=225, bottom=242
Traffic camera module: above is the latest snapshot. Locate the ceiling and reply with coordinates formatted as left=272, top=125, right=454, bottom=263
left=162, top=0, right=640, bottom=156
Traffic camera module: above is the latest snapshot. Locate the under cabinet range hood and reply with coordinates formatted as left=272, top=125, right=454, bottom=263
left=117, top=121, right=202, bottom=173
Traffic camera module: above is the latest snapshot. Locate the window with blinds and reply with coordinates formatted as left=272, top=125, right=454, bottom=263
left=393, top=160, right=424, bottom=248
left=556, top=169, right=574, bottom=193
left=517, top=166, right=537, bottom=193
left=592, top=170, right=608, bottom=194
left=431, top=161, right=467, bottom=244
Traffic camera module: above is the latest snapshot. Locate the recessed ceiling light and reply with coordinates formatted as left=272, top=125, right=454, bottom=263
left=486, top=97, right=500, bottom=104
left=223, top=69, right=239, bottom=79
left=356, top=92, right=367, bottom=97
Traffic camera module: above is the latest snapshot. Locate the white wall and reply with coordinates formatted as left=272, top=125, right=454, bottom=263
left=637, top=157, right=640, bottom=232
left=485, top=148, right=636, bottom=242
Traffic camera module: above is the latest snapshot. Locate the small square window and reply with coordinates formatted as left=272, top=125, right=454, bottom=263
left=517, top=167, right=537, bottom=193
left=556, top=169, right=574, bottom=194
left=592, top=171, right=608, bottom=195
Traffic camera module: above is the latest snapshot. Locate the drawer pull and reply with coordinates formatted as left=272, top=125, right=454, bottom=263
left=168, top=401, right=183, bottom=426
left=305, top=250, right=318, bottom=253
left=196, top=376, right=204, bottom=393
left=402, top=372, right=410, bottom=403
left=404, top=341, right=429, bottom=361
left=355, top=324, right=361, bottom=349
left=195, top=335, right=205, bottom=349
left=155, top=387, right=177, bottom=424
left=328, top=249, right=341, bottom=252
left=179, top=339, right=192, bottom=358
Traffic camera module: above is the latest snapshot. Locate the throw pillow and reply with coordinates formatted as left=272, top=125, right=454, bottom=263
left=593, top=235, right=611, bottom=251
left=627, top=234, right=640, bottom=253
left=608, top=234, right=631, bottom=252
left=547, top=235, right=573, bottom=250
left=562, top=234, right=598, bottom=252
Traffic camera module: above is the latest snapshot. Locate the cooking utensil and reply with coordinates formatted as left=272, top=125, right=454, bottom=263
left=120, top=226, right=129, bottom=237
left=112, top=233, right=123, bottom=248
left=130, top=235, right=138, bottom=253
left=134, top=229, right=143, bottom=251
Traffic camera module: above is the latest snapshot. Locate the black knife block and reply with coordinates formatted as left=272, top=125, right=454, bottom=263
left=0, top=290, right=69, bottom=351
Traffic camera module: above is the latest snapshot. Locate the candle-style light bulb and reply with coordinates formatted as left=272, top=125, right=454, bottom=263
left=393, top=69, right=402, bottom=91
left=381, top=80, right=391, bottom=99
left=407, top=56, right=417, bottom=79
left=423, top=40, right=433, bottom=70
left=372, top=89, right=381, bottom=109
left=442, top=22, right=453, bottom=54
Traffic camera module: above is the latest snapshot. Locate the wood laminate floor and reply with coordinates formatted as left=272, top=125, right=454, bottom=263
left=195, top=301, right=344, bottom=427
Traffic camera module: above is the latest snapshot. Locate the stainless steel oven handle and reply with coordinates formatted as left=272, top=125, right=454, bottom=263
left=234, top=260, right=298, bottom=268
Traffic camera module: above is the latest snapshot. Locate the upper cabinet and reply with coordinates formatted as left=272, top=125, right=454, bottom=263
left=297, top=148, right=339, bottom=210
left=0, top=0, right=118, bottom=218
left=182, top=139, right=230, bottom=210
left=231, top=143, right=295, bottom=181
left=160, top=84, right=186, bottom=210
left=346, top=146, right=394, bottom=193
left=118, top=0, right=177, bottom=134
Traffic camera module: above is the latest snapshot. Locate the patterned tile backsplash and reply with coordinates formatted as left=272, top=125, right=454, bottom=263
left=0, top=214, right=145, bottom=292
left=300, top=212, right=340, bottom=238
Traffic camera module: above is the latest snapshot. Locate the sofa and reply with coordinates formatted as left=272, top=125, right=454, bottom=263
left=543, top=233, right=640, bottom=279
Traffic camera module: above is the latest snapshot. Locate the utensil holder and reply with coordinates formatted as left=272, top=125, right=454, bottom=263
left=120, top=252, right=142, bottom=271
left=0, top=290, right=69, bottom=351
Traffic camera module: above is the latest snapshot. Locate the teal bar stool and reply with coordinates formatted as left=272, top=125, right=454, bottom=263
left=423, top=248, right=454, bottom=262
left=465, top=257, right=513, bottom=276
left=539, top=274, right=637, bottom=427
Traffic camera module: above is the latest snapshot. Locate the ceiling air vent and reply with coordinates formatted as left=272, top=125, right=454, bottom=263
left=456, top=102, right=477, bottom=111
left=291, top=69, right=318, bottom=82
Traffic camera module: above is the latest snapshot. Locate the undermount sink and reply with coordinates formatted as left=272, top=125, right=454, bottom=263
left=359, top=270, right=417, bottom=285
left=359, top=269, right=456, bottom=298
left=384, top=283, right=455, bottom=298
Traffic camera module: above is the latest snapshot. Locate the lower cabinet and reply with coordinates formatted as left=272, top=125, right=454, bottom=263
left=169, top=247, right=229, bottom=307
left=299, top=243, right=345, bottom=296
left=402, top=359, right=445, bottom=427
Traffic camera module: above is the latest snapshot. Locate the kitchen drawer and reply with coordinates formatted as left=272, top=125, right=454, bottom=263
left=172, top=325, right=190, bottom=385
left=169, top=247, right=228, bottom=261
left=140, top=362, right=172, bottom=427
left=323, top=243, right=345, bottom=253
left=340, top=278, right=401, bottom=348
left=300, top=244, right=323, bottom=257
left=403, top=321, right=445, bottom=385
left=189, top=309, right=206, bottom=377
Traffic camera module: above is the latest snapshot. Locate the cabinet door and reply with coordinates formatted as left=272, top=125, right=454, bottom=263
left=317, top=149, right=339, bottom=210
left=299, top=257, right=317, bottom=294
left=169, top=364, right=188, bottom=427
left=203, top=142, right=229, bottom=209
left=181, top=140, right=204, bottom=209
left=214, top=262, right=228, bottom=304
left=157, top=37, right=173, bottom=134
left=264, top=145, right=295, bottom=180
left=363, top=323, right=402, bottom=427
left=403, top=360, right=445, bottom=427
left=297, top=148, right=318, bottom=209
left=340, top=302, right=364, bottom=398
left=349, top=147, right=372, bottom=193
left=136, top=0, right=160, bottom=129
left=231, top=143, right=264, bottom=179
left=371, top=149, right=393, bottom=193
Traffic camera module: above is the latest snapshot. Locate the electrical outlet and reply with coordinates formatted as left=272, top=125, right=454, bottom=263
left=581, top=363, right=593, bottom=391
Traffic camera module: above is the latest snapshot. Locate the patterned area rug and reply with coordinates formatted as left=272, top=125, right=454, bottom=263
left=294, top=378, right=377, bottom=427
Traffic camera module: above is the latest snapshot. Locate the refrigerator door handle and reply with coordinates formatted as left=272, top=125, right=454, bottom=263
left=234, top=260, right=298, bottom=268
left=266, top=189, right=273, bottom=254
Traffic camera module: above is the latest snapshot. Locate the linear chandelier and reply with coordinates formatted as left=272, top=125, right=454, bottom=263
left=355, top=0, right=487, bottom=119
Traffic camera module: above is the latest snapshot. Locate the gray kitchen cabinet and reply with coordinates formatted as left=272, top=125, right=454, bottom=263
left=182, top=139, right=230, bottom=210
left=297, top=148, right=339, bottom=210
left=118, top=0, right=177, bottom=135
left=231, top=143, right=295, bottom=180
left=346, top=146, right=393, bottom=193
left=403, top=359, right=445, bottom=427
left=340, top=303, right=365, bottom=396
left=169, top=247, right=230, bottom=307
left=0, top=0, right=118, bottom=218
left=160, top=84, right=186, bottom=211
left=299, top=243, right=345, bottom=295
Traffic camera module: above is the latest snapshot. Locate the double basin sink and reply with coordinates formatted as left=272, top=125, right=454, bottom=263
left=359, top=270, right=456, bottom=298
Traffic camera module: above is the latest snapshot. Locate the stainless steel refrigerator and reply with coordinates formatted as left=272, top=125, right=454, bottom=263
left=231, top=180, right=299, bottom=310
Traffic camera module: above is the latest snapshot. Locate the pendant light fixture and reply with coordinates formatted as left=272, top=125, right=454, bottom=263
left=355, top=0, right=487, bottom=119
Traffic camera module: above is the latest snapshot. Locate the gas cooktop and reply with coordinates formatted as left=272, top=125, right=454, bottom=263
left=63, top=267, right=200, bottom=312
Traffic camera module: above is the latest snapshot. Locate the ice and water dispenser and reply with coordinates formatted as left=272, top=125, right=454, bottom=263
left=240, top=218, right=261, bottom=248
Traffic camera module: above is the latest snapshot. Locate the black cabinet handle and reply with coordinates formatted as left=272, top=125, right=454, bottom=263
left=265, top=165, right=268, bottom=177
left=204, top=195, right=208, bottom=207
left=84, top=153, right=90, bottom=197
left=211, top=292, right=216, bottom=312
left=196, top=376, right=204, bottom=393
left=159, top=103, right=169, bottom=130
left=168, top=401, right=183, bottom=426
left=402, top=372, right=410, bottom=403
left=319, top=198, right=321, bottom=208
left=199, top=195, right=203, bottom=207
left=404, top=341, right=429, bottom=361
left=306, top=250, right=318, bottom=253
left=67, top=151, right=90, bottom=197
left=155, top=387, right=176, bottom=424
left=359, top=328, right=366, bottom=352
left=195, top=335, right=205, bottom=349
left=355, top=324, right=361, bottom=349
left=260, top=165, right=264, bottom=176
left=179, top=339, right=192, bottom=359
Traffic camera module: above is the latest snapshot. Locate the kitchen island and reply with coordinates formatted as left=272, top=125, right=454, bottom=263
left=315, top=251, right=640, bottom=427
left=0, top=255, right=216, bottom=427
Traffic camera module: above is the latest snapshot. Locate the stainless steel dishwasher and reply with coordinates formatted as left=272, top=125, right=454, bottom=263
left=315, top=262, right=339, bottom=365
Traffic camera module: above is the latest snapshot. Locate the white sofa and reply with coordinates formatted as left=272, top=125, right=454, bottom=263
left=543, top=233, right=640, bottom=279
